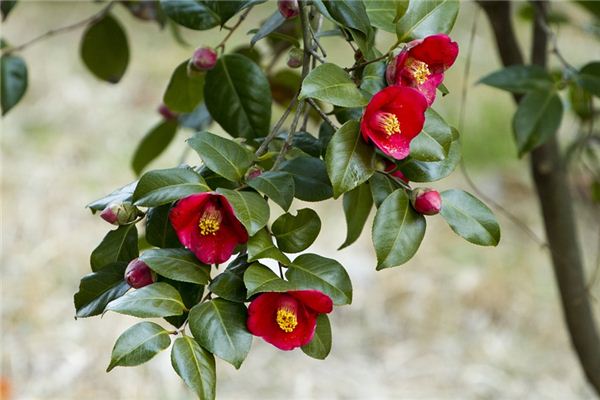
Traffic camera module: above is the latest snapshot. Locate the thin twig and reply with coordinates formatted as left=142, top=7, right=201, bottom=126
left=2, top=2, right=116, bottom=55
left=307, top=98, right=339, bottom=131
left=255, top=95, right=298, bottom=157
left=273, top=101, right=305, bottom=169
left=309, top=22, right=327, bottom=58
left=309, top=48, right=325, bottom=64
left=215, top=7, right=252, bottom=53
left=344, top=53, right=390, bottom=72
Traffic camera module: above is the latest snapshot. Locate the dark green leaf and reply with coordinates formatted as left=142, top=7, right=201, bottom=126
left=576, top=62, right=600, bottom=98
left=280, top=157, right=333, bottom=201
left=439, top=189, right=500, bottom=246
left=207, top=0, right=261, bottom=26
left=216, top=188, right=269, bottom=236
left=301, top=314, right=331, bottom=359
left=365, top=0, right=408, bottom=32
left=339, top=182, right=373, bottom=249
left=188, top=131, right=255, bottom=182
left=396, top=0, right=459, bottom=41
left=171, top=336, right=216, bottom=400
left=160, top=0, right=220, bottom=30
left=244, top=262, right=294, bottom=297
left=74, top=262, right=130, bottom=318
left=287, top=253, right=352, bottom=305
left=513, top=88, right=563, bottom=156
left=247, top=171, right=295, bottom=211
left=141, top=248, right=210, bottom=285
left=333, top=106, right=362, bottom=125
left=322, top=0, right=372, bottom=35
left=179, top=103, right=212, bottom=131
left=269, top=69, right=302, bottom=106
left=132, top=120, right=179, bottom=175
left=106, top=282, right=186, bottom=318
left=326, top=120, right=376, bottom=198
left=209, top=258, right=248, bottom=303
left=107, top=322, right=171, bottom=372
left=163, top=60, right=205, bottom=113
left=1, top=0, right=17, bottom=21
left=369, top=172, right=399, bottom=207
left=133, top=167, right=210, bottom=207
left=189, top=298, right=252, bottom=368
left=163, top=279, right=204, bottom=328
left=292, top=132, right=322, bottom=158
left=299, top=63, right=368, bottom=107
left=409, top=108, right=452, bottom=162
left=360, top=58, right=386, bottom=97
left=251, top=10, right=285, bottom=45
left=80, top=13, right=129, bottom=83
left=204, top=54, right=272, bottom=139
left=247, top=229, right=291, bottom=265
left=90, top=225, right=139, bottom=272
left=145, top=204, right=181, bottom=248
left=479, top=65, right=554, bottom=93
left=87, top=181, right=137, bottom=213
left=272, top=208, right=321, bottom=253
left=373, top=189, right=426, bottom=270
left=1, top=54, right=27, bottom=115
left=319, top=122, right=335, bottom=156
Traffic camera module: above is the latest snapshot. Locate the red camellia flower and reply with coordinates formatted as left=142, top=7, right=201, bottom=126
left=361, top=86, right=428, bottom=160
left=247, top=290, right=333, bottom=351
left=169, top=193, right=248, bottom=264
left=384, top=160, right=409, bottom=183
left=386, top=34, right=459, bottom=105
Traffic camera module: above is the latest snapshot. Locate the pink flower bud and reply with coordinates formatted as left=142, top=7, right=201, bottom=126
left=278, top=0, right=299, bottom=19
left=191, top=47, right=218, bottom=71
left=100, top=202, right=141, bottom=225
left=157, top=103, right=178, bottom=120
left=245, top=166, right=264, bottom=181
left=124, top=258, right=156, bottom=289
left=287, top=48, right=303, bottom=68
left=411, top=188, right=442, bottom=215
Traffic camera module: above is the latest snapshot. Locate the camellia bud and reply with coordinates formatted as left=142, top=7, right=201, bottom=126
left=245, top=165, right=264, bottom=181
left=100, top=202, right=141, bottom=225
left=287, top=48, right=303, bottom=69
left=191, top=46, right=218, bottom=71
left=157, top=103, right=178, bottom=120
left=410, top=188, right=442, bottom=215
left=278, top=0, right=299, bottom=19
left=124, top=258, right=156, bottom=289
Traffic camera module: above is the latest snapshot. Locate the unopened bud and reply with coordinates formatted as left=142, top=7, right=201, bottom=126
left=384, top=160, right=409, bottom=183
left=157, top=103, right=178, bottom=120
left=278, top=0, right=299, bottom=19
left=245, top=165, right=264, bottom=181
left=191, top=47, right=218, bottom=71
left=100, top=202, right=141, bottom=225
left=411, top=188, right=442, bottom=215
left=287, top=48, right=303, bottom=68
left=124, top=258, right=156, bottom=289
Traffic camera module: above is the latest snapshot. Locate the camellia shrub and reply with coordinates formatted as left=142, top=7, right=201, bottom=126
left=3, top=0, right=599, bottom=398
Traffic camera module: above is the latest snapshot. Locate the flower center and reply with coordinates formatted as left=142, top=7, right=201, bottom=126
left=407, top=59, right=431, bottom=85
left=276, top=307, right=298, bottom=333
left=198, top=207, right=222, bottom=236
left=376, top=112, right=401, bottom=136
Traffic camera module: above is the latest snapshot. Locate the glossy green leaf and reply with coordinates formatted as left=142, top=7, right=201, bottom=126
left=141, top=249, right=210, bottom=285
left=207, top=0, right=261, bottom=26
left=322, top=0, right=371, bottom=35
left=247, top=171, right=295, bottom=211
left=189, top=298, right=252, bottom=369
left=409, top=109, right=452, bottom=162
left=132, top=120, right=179, bottom=175
left=365, top=0, right=408, bottom=32
left=80, top=13, right=129, bottom=83
left=373, top=189, right=426, bottom=270
left=145, top=204, right=181, bottom=248
left=208, top=256, right=248, bottom=303
left=251, top=10, right=285, bottom=45
left=160, top=0, right=220, bottom=30
left=287, top=253, right=352, bottom=305
left=439, top=189, right=500, bottom=246
left=272, top=209, right=321, bottom=253
left=107, top=322, right=171, bottom=372
left=369, top=172, right=399, bottom=207
left=163, top=279, right=205, bottom=328
left=247, top=229, right=291, bottom=265
left=87, top=181, right=137, bottom=213
left=133, top=167, right=210, bottom=207
left=396, top=0, right=459, bottom=41
left=188, top=131, right=255, bottom=182
left=339, top=182, right=373, bottom=249
left=171, top=336, right=216, bottom=400
left=90, top=225, right=138, bottom=272
left=106, top=282, right=186, bottom=318
left=163, top=61, right=205, bottom=113
left=280, top=157, right=333, bottom=202
left=479, top=65, right=554, bottom=93
left=301, top=314, right=331, bottom=359
left=576, top=62, right=600, bottom=98
left=360, top=58, right=386, bottom=97
left=400, top=127, right=461, bottom=182
left=299, top=63, right=368, bottom=107
left=1, top=54, right=27, bottom=115
left=244, top=262, right=294, bottom=297
left=326, top=120, right=376, bottom=198
left=513, top=88, right=563, bottom=156
left=74, top=262, right=130, bottom=318
left=216, top=189, right=269, bottom=236
left=292, top=132, right=323, bottom=158
left=204, top=54, right=272, bottom=139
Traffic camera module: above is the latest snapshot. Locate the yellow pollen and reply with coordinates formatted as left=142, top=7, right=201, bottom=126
left=276, top=307, right=298, bottom=333
left=378, top=113, right=401, bottom=137
left=198, top=209, right=221, bottom=235
left=408, top=60, right=431, bottom=85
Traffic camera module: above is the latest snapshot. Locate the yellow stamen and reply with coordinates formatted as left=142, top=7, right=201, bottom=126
left=408, top=59, right=431, bottom=85
left=198, top=207, right=221, bottom=235
left=377, top=113, right=401, bottom=137
left=276, top=307, right=298, bottom=333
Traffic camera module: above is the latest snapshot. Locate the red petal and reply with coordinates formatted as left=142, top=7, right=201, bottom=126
left=169, top=192, right=212, bottom=248
left=218, top=195, right=249, bottom=244
left=415, top=72, right=444, bottom=106
left=288, top=290, right=333, bottom=314
left=409, top=34, right=458, bottom=73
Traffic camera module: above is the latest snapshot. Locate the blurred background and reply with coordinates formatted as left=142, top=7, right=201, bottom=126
left=2, top=1, right=600, bottom=399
